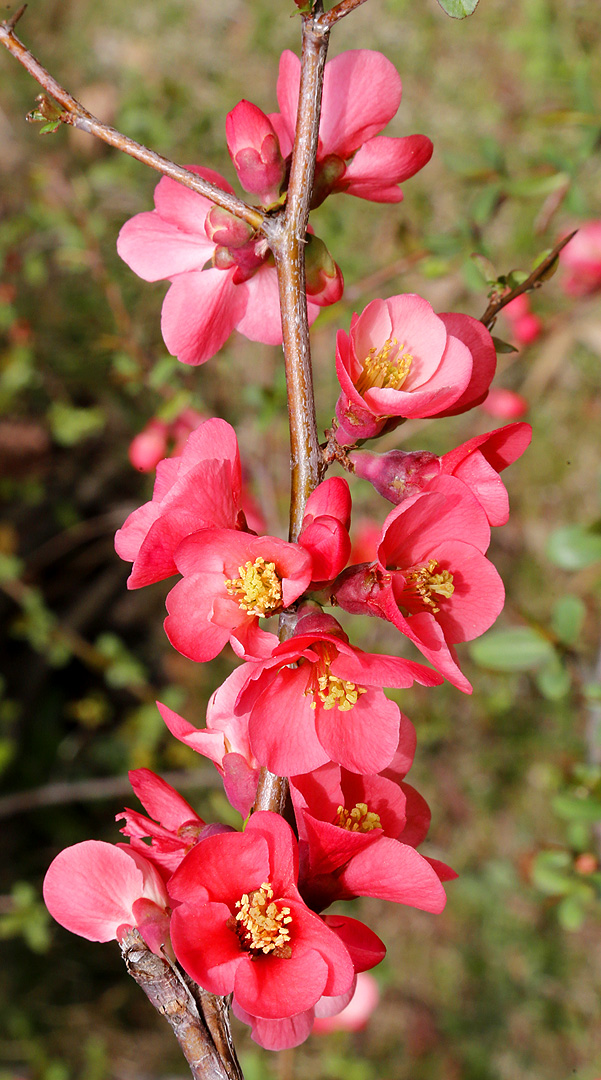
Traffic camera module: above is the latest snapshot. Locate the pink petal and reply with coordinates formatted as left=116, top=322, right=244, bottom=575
left=398, top=782, right=432, bottom=847
left=340, top=836, right=447, bottom=911
left=246, top=812, right=300, bottom=899
left=435, top=314, right=497, bottom=415
left=322, top=914, right=386, bottom=972
left=117, top=211, right=213, bottom=281
left=342, top=134, right=433, bottom=201
left=234, top=948, right=330, bottom=1020
left=232, top=1002, right=314, bottom=1050
left=170, top=901, right=243, bottom=994
left=303, top=477, right=351, bottom=527
left=168, top=830, right=270, bottom=909
left=127, top=768, right=200, bottom=831
left=43, top=841, right=166, bottom=942
left=451, top=450, right=510, bottom=526
left=114, top=502, right=161, bottom=565
left=425, top=540, right=505, bottom=643
left=164, top=574, right=231, bottom=662
left=161, top=268, right=246, bottom=366
left=153, top=166, right=235, bottom=229
left=314, top=689, right=400, bottom=774
left=319, top=51, right=402, bottom=157
left=249, top=668, right=331, bottom=776
left=235, top=265, right=283, bottom=345
left=441, top=421, right=532, bottom=475
left=157, top=701, right=228, bottom=767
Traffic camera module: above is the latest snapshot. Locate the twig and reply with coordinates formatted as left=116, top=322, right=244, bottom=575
left=0, top=12, right=264, bottom=231
left=121, top=929, right=242, bottom=1080
left=254, top=13, right=331, bottom=816
left=479, top=231, right=576, bottom=330
left=315, top=0, right=369, bottom=28
left=0, top=767, right=220, bottom=820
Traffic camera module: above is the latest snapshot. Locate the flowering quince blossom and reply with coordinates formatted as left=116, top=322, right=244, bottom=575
left=333, top=475, right=505, bottom=693
left=115, top=418, right=246, bottom=588
left=559, top=221, right=601, bottom=296
left=167, top=812, right=358, bottom=1021
left=164, top=530, right=311, bottom=662
left=208, top=610, right=443, bottom=777
left=43, top=840, right=171, bottom=955
left=480, top=387, right=529, bottom=420
left=266, top=50, right=433, bottom=206
left=231, top=917, right=385, bottom=1050
left=334, top=295, right=497, bottom=445
left=117, top=166, right=342, bottom=366
left=158, top=673, right=260, bottom=818
left=117, top=768, right=232, bottom=877
left=298, top=477, right=352, bottom=585
left=128, top=407, right=206, bottom=473
left=351, top=421, right=532, bottom=528
left=288, top=746, right=450, bottom=914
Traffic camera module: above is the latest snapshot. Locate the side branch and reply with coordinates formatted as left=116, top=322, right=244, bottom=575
left=0, top=14, right=264, bottom=231
left=480, top=231, right=576, bottom=329
left=315, top=0, right=369, bottom=28
left=121, top=930, right=243, bottom=1080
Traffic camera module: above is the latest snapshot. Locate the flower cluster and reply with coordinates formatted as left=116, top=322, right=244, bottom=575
left=43, top=44, right=532, bottom=1054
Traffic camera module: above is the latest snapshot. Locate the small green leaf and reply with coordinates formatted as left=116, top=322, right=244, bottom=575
left=491, top=336, right=519, bottom=354
left=435, top=0, right=480, bottom=17
left=39, top=120, right=61, bottom=135
left=469, top=627, right=555, bottom=672
left=557, top=893, right=588, bottom=931
left=546, top=525, right=601, bottom=570
left=506, top=173, right=570, bottom=198
left=551, top=595, right=586, bottom=645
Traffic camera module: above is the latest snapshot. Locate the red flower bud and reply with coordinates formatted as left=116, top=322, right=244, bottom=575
left=350, top=448, right=441, bottom=503
left=205, top=204, right=256, bottom=249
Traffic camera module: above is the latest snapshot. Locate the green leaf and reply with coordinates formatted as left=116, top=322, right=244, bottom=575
left=536, top=656, right=571, bottom=700
left=506, top=172, right=570, bottom=198
left=48, top=402, right=105, bottom=447
left=553, top=793, right=601, bottom=822
left=435, top=0, right=480, bottom=17
left=469, top=627, right=555, bottom=671
left=546, top=525, right=601, bottom=570
left=39, top=121, right=61, bottom=135
left=531, top=849, right=574, bottom=895
left=551, top=594, right=586, bottom=644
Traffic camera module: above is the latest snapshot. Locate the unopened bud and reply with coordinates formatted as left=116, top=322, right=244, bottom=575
left=350, top=449, right=441, bottom=503
left=226, top=101, right=286, bottom=202
left=311, top=154, right=347, bottom=209
left=205, top=205, right=256, bottom=249
left=305, top=233, right=344, bottom=304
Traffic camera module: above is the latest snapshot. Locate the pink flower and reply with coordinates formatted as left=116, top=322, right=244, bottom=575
left=168, top=812, right=355, bottom=1020
left=501, top=294, right=542, bottom=346
left=164, top=530, right=311, bottom=662
left=129, top=419, right=169, bottom=473
left=334, top=296, right=496, bottom=445
left=117, top=167, right=341, bottom=366
left=351, top=421, right=531, bottom=528
left=560, top=222, right=601, bottom=296
left=158, top=680, right=259, bottom=818
left=43, top=841, right=170, bottom=954
left=116, top=768, right=229, bottom=877
left=270, top=50, right=433, bottom=206
left=313, top=972, right=380, bottom=1033
left=349, top=519, right=381, bottom=565
left=115, top=418, right=246, bottom=589
left=210, top=610, right=442, bottom=776
left=440, top=421, right=532, bottom=526
left=288, top=754, right=449, bottom=914
left=298, top=477, right=352, bottom=585
left=333, top=476, right=505, bottom=692
left=231, top=917, right=385, bottom=1049
left=480, top=388, right=529, bottom=420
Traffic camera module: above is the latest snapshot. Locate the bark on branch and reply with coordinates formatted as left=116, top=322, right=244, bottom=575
left=121, top=930, right=243, bottom=1080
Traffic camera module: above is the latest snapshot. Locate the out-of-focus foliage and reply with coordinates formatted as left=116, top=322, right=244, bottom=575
left=1, top=0, right=601, bottom=1078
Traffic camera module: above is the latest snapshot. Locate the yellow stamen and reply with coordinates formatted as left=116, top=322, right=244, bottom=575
left=404, top=559, right=454, bottom=613
left=234, top=882, right=292, bottom=956
left=225, top=557, right=283, bottom=617
left=334, top=803, right=382, bottom=833
left=355, top=337, right=413, bottom=396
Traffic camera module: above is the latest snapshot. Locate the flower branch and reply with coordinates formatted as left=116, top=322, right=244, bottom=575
left=0, top=8, right=264, bottom=231
left=480, top=231, right=576, bottom=330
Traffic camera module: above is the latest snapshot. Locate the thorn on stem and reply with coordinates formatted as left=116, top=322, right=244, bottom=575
left=3, top=3, right=27, bottom=30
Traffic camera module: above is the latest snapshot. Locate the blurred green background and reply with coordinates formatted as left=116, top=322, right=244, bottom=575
left=1, top=0, right=601, bottom=1077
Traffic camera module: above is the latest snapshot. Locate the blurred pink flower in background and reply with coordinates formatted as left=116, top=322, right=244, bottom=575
left=312, top=971, right=380, bottom=1033
left=501, top=293, right=542, bottom=346
left=560, top=222, right=601, bottom=296
left=480, top=388, right=529, bottom=420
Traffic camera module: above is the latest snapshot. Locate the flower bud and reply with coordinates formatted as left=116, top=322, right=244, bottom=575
left=305, top=233, right=344, bottom=305
left=205, top=205, right=256, bottom=249
left=311, top=154, right=347, bottom=209
left=226, top=100, right=286, bottom=202
left=350, top=449, right=441, bottom=504
left=128, top=419, right=169, bottom=472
